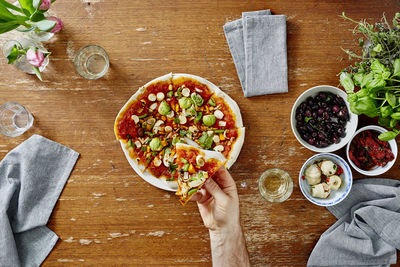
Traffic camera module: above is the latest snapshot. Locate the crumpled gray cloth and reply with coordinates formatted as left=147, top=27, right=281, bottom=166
left=0, top=134, right=79, bottom=267
left=223, top=10, right=288, bottom=97
left=308, top=178, right=400, bottom=267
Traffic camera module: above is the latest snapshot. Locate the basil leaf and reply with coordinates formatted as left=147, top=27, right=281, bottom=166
left=354, top=96, right=376, bottom=114
left=339, top=72, right=354, bottom=93
left=390, top=112, right=400, bottom=120
left=380, top=105, right=393, bottom=118
left=390, top=118, right=397, bottom=128
left=393, top=59, right=400, bottom=77
left=353, top=73, right=364, bottom=86
left=361, top=72, right=374, bottom=88
left=370, top=59, right=388, bottom=74
left=378, top=117, right=391, bottom=127
left=386, top=92, right=397, bottom=107
left=366, top=75, right=386, bottom=92
left=378, top=131, right=398, bottom=141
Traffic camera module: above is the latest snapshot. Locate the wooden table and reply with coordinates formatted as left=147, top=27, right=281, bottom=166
left=1, top=0, right=399, bottom=266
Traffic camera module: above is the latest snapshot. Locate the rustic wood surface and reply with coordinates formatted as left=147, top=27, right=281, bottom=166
left=0, top=0, right=399, bottom=266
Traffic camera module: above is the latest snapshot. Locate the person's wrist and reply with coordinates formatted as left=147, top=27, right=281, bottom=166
left=209, top=221, right=243, bottom=245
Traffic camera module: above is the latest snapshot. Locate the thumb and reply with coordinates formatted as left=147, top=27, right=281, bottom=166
left=203, top=178, right=226, bottom=202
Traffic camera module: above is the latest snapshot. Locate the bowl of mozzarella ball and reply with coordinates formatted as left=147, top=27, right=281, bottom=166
left=299, top=153, right=352, bottom=206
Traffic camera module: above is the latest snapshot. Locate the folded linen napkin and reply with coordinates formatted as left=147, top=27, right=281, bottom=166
left=0, top=134, right=79, bottom=267
left=308, top=178, right=400, bottom=267
left=223, top=10, right=288, bottom=97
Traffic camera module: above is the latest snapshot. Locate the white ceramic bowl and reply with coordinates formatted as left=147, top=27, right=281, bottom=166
left=346, top=125, right=398, bottom=176
left=299, top=153, right=353, bottom=207
left=290, top=85, right=358, bottom=152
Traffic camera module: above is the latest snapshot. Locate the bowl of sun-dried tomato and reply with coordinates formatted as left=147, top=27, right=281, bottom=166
left=346, top=125, right=397, bottom=176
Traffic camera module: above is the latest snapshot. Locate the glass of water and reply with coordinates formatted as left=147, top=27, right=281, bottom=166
left=0, top=102, right=34, bottom=137
left=74, top=45, right=109, bottom=80
left=259, top=168, right=293, bottom=203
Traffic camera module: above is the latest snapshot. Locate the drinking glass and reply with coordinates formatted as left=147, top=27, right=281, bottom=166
left=0, top=102, right=34, bottom=137
left=74, top=45, right=109, bottom=80
left=258, top=168, right=293, bottom=202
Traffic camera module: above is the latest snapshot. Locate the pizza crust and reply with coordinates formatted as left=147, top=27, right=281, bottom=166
left=225, top=127, right=245, bottom=169
left=115, top=73, right=245, bottom=192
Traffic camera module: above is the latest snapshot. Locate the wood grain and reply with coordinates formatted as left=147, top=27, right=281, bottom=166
left=0, top=0, right=399, bottom=266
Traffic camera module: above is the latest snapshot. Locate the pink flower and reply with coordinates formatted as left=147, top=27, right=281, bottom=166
left=26, top=48, right=45, bottom=67
left=48, top=16, right=64, bottom=33
left=39, top=0, right=51, bottom=10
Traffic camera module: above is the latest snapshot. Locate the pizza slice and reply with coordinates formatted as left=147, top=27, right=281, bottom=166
left=192, top=127, right=245, bottom=169
left=175, top=143, right=226, bottom=205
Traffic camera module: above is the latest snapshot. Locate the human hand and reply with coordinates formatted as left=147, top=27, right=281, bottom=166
left=191, top=166, right=250, bottom=267
left=190, top=166, right=239, bottom=232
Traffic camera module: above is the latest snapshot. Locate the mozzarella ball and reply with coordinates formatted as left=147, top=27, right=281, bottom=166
left=304, top=164, right=321, bottom=185
left=327, top=175, right=342, bottom=190
left=311, top=183, right=330, bottom=199
left=320, top=160, right=337, bottom=176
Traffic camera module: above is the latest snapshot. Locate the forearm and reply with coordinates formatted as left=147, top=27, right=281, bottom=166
left=209, top=224, right=250, bottom=267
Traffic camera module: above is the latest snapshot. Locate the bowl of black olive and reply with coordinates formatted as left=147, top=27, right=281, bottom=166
left=291, top=85, right=358, bottom=152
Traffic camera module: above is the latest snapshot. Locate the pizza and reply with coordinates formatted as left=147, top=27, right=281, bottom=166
left=175, top=143, right=226, bottom=205
left=114, top=73, right=245, bottom=191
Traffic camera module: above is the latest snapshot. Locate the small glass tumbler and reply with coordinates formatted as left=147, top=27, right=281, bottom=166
left=74, top=45, right=109, bottom=80
left=259, top=168, right=293, bottom=203
left=0, top=102, right=34, bottom=137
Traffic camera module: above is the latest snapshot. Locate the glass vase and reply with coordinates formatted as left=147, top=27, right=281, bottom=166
left=1, top=37, right=49, bottom=75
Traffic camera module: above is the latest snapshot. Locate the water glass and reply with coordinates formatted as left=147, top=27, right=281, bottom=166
left=0, top=102, right=34, bottom=137
left=74, top=45, right=109, bottom=80
left=259, top=168, right=293, bottom=202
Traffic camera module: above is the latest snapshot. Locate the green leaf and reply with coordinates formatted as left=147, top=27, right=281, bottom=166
left=390, top=112, right=400, bottom=120
left=0, top=3, right=17, bottom=20
left=386, top=92, right=397, bottom=107
left=32, top=66, right=42, bottom=81
left=353, top=73, right=364, bottom=86
left=373, top=44, right=382, bottom=52
left=353, top=96, right=377, bottom=115
left=370, top=59, right=388, bottom=74
left=16, top=25, right=35, bottom=32
left=29, top=10, right=45, bottom=22
left=393, top=59, right=400, bottom=77
left=0, top=0, right=24, bottom=14
left=390, top=118, right=397, bottom=128
left=32, top=19, right=56, bottom=31
left=347, top=93, right=358, bottom=103
left=378, top=131, right=398, bottom=141
left=361, top=72, right=374, bottom=88
left=355, top=88, right=368, bottom=98
left=380, top=105, right=393, bottom=118
left=366, top=76, right=386, bottom=92
left=378, top=117, right=391, bottom=127
left=0, top=20, right=20, bottom=34
left=340, top=72, right=354, bottom=93
left=6, top=44, right=23, bottom=64
left=18, top=0, right=35, bottom=14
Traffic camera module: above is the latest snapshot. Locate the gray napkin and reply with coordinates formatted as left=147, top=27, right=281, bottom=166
left=308, top=178, right=400, bottom=267
left=223, top=10, right=288, bottom=97
left=0, top=134, right=79, bottom=267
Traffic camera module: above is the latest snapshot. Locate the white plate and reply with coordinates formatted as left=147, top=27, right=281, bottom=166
left=115, top=73, right=244, bottom=191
